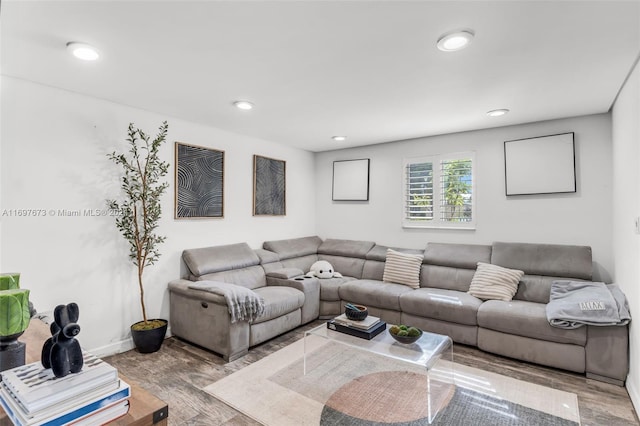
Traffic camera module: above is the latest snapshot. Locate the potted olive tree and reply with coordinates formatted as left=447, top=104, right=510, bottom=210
left=107, top=121, right=169, bottom=353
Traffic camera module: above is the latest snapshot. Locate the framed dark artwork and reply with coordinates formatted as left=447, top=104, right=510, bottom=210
left=253, top=155, right=286, bottom=216
left=332, top=158, right=370, bottom=201
left=175, top=142, right=224, bottom=218
left=504, top=132, right=576, bottom=196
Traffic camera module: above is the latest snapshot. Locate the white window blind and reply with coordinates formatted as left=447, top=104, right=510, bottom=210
left=405, top=162, right=433, bottom=221
left=403, top=152, right=475, bottom=229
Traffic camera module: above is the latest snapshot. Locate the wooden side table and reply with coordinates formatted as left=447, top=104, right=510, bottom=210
left=0, top=320, right=168, bottom=425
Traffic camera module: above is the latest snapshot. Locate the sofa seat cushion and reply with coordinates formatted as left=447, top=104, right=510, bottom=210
left=477, top=300, right=587, bottom=346
left=339, top=280, right=414, bottom=311
left=252, top=286, right=304, bottom=324
left=319, top=276, right=357, bottom=301
left=400, top=288, right=482, bottom=326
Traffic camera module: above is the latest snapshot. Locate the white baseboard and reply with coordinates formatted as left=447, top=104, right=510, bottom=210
left=89, top=337, right=136, bottom=358
left=88, top=326, right=172, bottom=358
left=33, top=312, right=173, bottom=358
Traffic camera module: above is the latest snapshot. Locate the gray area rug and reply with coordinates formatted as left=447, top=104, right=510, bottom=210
left=320, top=386, right=579, bottom=426
left=203, top=338, right=580, bottom=425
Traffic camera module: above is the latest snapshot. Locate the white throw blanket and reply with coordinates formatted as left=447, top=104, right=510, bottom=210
left=546, top=281, right=631, bottom=329
left=189, top=281, right=265, bottom=323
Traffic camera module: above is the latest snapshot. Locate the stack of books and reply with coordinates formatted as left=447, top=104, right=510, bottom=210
left=327, top=313, right=387, bottom=339
left=0, top=353, right=130, bottom=426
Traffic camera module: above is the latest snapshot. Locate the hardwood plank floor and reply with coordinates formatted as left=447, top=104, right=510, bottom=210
left=104, top=321, right=639, bottom=425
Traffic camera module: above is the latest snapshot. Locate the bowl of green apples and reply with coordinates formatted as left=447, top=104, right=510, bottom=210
left=388, top=324, right=423, bottom=344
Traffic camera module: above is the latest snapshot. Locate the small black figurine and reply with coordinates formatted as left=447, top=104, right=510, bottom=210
left=41, top=303, right=83, bottom=378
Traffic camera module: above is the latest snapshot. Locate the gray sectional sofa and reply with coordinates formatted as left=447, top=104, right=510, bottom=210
left=168, top=236, right=629, bottom=385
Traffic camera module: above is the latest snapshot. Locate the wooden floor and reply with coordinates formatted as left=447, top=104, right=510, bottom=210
left=104, top=321, right=639, bottom=425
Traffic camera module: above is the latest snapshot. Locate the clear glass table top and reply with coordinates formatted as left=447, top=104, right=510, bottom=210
left=305, top=322, right=452, bottom=369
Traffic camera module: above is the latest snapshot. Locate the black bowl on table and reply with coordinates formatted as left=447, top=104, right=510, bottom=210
left=345, top=304, right=368, bottom=321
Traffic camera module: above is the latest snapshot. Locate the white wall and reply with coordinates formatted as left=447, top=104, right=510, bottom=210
left=315, top=114, right=614, bottom=282
left=2, top=73, right=630, bottom=402
left=612, top=59, right=640, bottom=412
left=0, top=77, right=316, bottom=355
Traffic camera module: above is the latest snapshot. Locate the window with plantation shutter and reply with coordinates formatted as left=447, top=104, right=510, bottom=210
left=403, top=152, right=475, bottom=229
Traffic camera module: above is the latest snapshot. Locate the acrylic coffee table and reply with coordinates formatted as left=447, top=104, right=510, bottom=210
left=304, top=322, right=454, bottom=424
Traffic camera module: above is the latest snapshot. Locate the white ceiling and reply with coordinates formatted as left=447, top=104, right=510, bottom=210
left=3, top=1, right=639, bottom=152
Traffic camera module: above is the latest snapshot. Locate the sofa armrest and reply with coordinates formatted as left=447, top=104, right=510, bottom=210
left=585, top=325, right=629, bottom=385
left=168, top=279, right=228, bottom=306
left=266, top=275, right=320, bottom=323
left=266, top=275, right=318, bottom=293
left=168, top=279, right=250, bottom=362
left=266, top=268, right=305, bottom=280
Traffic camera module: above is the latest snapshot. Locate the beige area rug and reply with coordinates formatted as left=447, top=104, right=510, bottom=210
left=204, top=338, right=580, bottom=425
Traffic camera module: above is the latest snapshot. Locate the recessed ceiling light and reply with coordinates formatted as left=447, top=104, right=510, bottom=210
left=332, top=136, right=347, bottom=141
left=233, top=100, right=254, bottom=110
left=436, top=30, right=474, bottom=52
left=66, top=42, right=100, bottom=61
left=486, top=109, right=510, bottom=117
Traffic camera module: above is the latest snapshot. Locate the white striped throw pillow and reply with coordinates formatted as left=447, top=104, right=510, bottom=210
left=468, top=262, right=524, bottom=301
left=382, top=249, right=423, bottom=289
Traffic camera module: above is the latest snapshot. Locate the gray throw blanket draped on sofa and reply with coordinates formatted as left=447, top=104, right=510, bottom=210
left=546, top=280, right=631, bottom=329
left=189, top=281, right=265, bottom=323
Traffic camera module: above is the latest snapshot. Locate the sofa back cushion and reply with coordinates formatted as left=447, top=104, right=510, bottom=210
left=283, top=254, right=319, bottom=274
left=198, top=266, right=267, bottom=290
left=491, top=242, right=592, bottom=280
left=420, top=265, right=477, bottom=292
left=491, top=242, right=593, bottom=304
left=317, top=255, right=365, bottom=279
left=183, top=243, right=260, bottom=277
left=361, top=245, right=389, bottom=280
left=424, top=242, right=492, bottom=269
left=362, top=261, right=384, bottom=281
left=421, top=243, right=492, bottom=291
left=318, top=238, right=375, bottom=258
left=263, top=236, right=322, bottom=260
left=513, top=275, right=579, bottom=304
left=317, top=239, right=376, bottom=279
left=255, top=248, right=280, bottom=265
left=255, top=249, right=283, bottom=274
left=365, top=244, right=425, bottom=262
left=182, top=243, right=266, bottom=289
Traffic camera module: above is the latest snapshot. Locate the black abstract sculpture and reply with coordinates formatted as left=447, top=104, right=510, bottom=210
left=41, top=303, right=83, bottom=378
